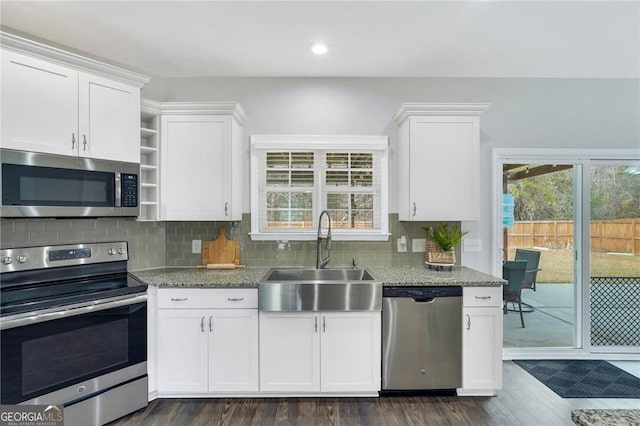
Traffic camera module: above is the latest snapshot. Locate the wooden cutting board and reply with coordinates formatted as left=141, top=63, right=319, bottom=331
left=201, top=227, right=240, bottom=266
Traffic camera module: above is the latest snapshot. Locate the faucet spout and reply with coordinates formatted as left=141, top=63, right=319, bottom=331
left=316, top=210, right=332, bottom=269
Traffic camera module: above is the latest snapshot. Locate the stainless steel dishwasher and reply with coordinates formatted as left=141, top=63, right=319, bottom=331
left=382, top=286, right=462, bottom=391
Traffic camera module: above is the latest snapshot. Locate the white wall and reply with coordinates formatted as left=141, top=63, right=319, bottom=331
left=143, top=77, right=640, bottom=273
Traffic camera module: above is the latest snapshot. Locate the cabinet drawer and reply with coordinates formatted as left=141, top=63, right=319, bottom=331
left=463, top=287, right=502, bottom=307
left=158, top=288, right=258, bottom=309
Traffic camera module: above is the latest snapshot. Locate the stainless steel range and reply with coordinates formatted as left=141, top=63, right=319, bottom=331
left=0, top=241, right=148, bottom=426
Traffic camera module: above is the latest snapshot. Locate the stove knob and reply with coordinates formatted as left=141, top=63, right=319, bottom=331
left=17, top=255, right=28, bottom=263
left=2, top=256, right=12, bottom=265
left=117, top=247, right=126, bottom=255
left=108, top=248, right=116, bottom=255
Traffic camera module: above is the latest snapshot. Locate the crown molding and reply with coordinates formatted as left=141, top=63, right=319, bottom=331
left=393, top=103, right=491, bottom=125
left=156, top=102, right=248, bottom=124
left=1, top=31, right=150, bottom=88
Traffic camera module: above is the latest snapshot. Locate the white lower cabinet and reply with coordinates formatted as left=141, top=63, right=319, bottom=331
left=259, top=311, right=381, bottom=394
left=460, top=287, right=503, bottom=395
left=156, top=289, right=258, bottom=395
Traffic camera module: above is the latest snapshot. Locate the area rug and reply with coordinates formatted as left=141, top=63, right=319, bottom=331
left=514, top=360, right=640, bottom=398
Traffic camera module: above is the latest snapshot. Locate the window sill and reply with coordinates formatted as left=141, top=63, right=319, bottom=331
left=249, top=232, right=391, bottom=242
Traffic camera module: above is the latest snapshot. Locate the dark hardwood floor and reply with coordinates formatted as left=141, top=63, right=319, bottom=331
left=110, top=362, right=639, bottom=426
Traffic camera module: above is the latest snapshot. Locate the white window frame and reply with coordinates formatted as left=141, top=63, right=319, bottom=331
left=250, top=135, right=389, bottom=241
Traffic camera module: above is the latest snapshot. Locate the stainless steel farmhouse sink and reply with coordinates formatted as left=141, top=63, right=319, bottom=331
left=258, top=267, right=382, bottom=312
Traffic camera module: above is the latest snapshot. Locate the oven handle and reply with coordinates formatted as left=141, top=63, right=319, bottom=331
left=0, top=294, right=147, bottom=330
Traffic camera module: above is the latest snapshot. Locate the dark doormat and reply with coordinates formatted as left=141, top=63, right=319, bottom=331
left=514, top=360, right=640, bottom=398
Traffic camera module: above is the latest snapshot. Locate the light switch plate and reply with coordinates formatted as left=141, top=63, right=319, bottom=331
left=192, top=239, right=202, bottom=254
left=412, top=238, right=426, bottom=252
left=463, top=239, right=481, bottom=252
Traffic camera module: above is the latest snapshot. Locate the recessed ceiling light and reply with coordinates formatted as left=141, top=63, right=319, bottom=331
left=310, top=42, right=329, bottom=55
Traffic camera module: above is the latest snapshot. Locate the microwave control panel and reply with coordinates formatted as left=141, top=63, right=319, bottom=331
left=121, top=174, right=138, bottom=207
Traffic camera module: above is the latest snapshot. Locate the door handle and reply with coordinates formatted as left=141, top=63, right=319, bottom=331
left=209, top=316, right=213, bottom=332
left=466, top=314, right=471, bottom=330
left=71, top=133, right=76, bottom=149
left=412, top=202, right=417, bottom=217
left=224, top=202, right=229, bottom=216
left=322, top=316, right=326, bottom=333
left=314, top=316, right=318, bottom=332
left=200, top=316, right=205, bottom=332
left=82, top=134, right=88, bottom=151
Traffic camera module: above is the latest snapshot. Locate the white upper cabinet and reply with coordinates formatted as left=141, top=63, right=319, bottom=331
left=0, top=32, right=148, bottom=163
left=78, top=73, right=140, bottom=163
left=159, top=103, right=246, bottom=221
left=1, top=50, right=79, bottom=156
left=394, top=103, right=490, bottom=221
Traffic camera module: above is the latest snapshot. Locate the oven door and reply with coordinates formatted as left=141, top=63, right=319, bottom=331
left=0, top=297, right=147, bottom=404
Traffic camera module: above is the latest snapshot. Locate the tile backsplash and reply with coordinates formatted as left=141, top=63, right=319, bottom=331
left=2, top=214, right=458, bottom=270
left=166, top=214, right=459, bottom=268
left=1, top=218, right=166, bottom=271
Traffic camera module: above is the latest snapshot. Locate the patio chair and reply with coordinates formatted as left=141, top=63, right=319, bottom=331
left=503, top=260, right=528, bottom=328
left=515, top=249, right=542, bottom=291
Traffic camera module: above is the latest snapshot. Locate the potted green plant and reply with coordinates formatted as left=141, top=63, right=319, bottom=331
left=424, top=224, right=468, bottom=268
left=427, top=223, right=468, bottom=251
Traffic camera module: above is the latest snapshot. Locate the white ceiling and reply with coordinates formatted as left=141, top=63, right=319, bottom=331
left=1, top=1, right=638, bottom=79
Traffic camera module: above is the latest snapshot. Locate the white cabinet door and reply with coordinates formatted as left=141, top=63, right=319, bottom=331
left=395, top=104, right=489, bottom=221
left=160, top=115, right=232, bottom=220
left=407, top=116, right=479, bottom=221
left=462, top=306, right=503, bottom=390
left=209, top=309, right=259, bottom=392
left=78, top=72, right=140, bottom=163
left=1, top=50, right=78, bottom=156
left=156, top=309, right=209, bottom=393
left=259, top=312, right=320, bottom=392
left=320, top=312, right=381, bottom=393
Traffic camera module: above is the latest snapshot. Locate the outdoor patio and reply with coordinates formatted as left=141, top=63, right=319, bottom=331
left=504, top=283, right=574, bottom=347
left=504, top=281, right=640, bottom=348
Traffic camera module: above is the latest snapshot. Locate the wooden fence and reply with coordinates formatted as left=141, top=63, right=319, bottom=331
left=508, top=218, right=640, bottom=255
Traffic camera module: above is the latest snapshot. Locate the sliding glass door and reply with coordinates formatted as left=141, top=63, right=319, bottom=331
left=497, top=150, right=639, bottom=358
left=502, top=163, right=579, bottom=349
left=588, top=162, right=640, bottom=352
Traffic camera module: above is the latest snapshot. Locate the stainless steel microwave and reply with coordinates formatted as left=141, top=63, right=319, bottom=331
left=1, top=149, right=139, bottom=218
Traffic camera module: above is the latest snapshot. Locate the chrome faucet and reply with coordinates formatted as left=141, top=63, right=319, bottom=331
left=316, top=210, right=332, bottom=269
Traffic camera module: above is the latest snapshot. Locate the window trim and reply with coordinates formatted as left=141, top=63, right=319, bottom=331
left=250, top=135, right=390, bottom=241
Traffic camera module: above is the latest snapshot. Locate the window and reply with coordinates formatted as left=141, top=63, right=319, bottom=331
left=251, top=135, right=389, bottom=241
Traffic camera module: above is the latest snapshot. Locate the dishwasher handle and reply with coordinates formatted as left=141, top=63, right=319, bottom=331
left=412, top=297, right=436, bottom=303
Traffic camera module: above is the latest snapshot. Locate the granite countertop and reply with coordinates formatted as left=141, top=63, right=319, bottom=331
left=571, top=409, right=640, bottom=426
left=133, top=265, right=504, bottom=288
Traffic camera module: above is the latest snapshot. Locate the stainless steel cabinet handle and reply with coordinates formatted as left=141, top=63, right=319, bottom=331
left=466, top=314, right=471, bottom=330
left=224, top=202, right=229, bottom=216
left=412, top=202, right=417, bottom=217
left=314, top=316, right=318, bottom=332
left=227, top=297, right=244, bottom=302
left=171, top=297, right=188, bottom=302
left=209, top=316, right=213, bottom=332
left=322, top=316, right=326, bottom=333
left=200, top=316, right=205, bottom=332
left=475, top=296, right=491, bottom=300
left=82, top=134, right=87, bottom=150
left=71, top=133, right=76, bottom=149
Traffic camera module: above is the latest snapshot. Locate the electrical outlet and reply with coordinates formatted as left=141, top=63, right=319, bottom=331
left=397, top=236, right=407, bottom=253
left=192, top=239, right=202, bottom=254
left=412, top=238, right=426, bottom=252
left=463, top=239, right=481, bottom=252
